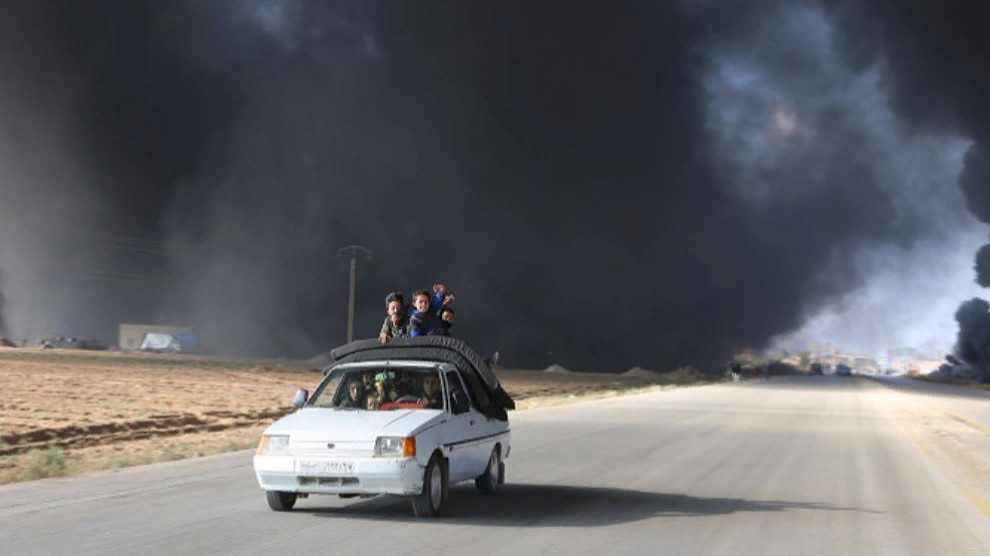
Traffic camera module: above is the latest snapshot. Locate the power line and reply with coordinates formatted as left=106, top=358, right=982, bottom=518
left=62, top=228, right=170, bottom=254
left=36, top=269, right=179, bottom=288
left=62, top=237, right=169, bottom=255
left=37, top=262, right=174, bottom=283
left=22, top=262, right=180, bottom=288
left=14, top=224, right=172, bottom=254
left=0, top=226, right=179, bottom=288
left=73, top=229, right=169, bottom=248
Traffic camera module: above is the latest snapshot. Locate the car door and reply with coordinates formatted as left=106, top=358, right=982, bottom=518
left=441, top=369, right=488, bottom=483
left=449, top=369, right=503, bottom=479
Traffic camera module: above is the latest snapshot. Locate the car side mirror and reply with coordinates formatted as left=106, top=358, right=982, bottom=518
left=450, top=390, right=470, bottom=415
left=293, top=388, right=309, bottom=408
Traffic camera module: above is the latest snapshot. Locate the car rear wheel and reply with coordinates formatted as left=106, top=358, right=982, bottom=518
left=266, top=490, right=297, bottom=511
left=412, top=455, right=447, bottom=517
left=475, top=447, right=501, bottom=495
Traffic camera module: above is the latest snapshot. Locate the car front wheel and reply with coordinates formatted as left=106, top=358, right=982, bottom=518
left=412, top=454, right=447, bottom=517
left=475, top=447, right=501, bottom=495
left=266, top=490, right=297, bottom=511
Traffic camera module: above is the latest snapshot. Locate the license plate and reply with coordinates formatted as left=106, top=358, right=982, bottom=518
left=297, top=459, right=354, bottom=474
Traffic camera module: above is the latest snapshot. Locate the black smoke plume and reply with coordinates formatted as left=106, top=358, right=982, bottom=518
left=825, top=0, right=990, bottom=377
left=0, top=1, right=962, bottom=370
left=953, top=299, right=990, bottom=378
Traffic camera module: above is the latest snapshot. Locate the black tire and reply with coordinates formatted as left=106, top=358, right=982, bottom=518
left=475, top=447, right=501, bottom=495
left=412, top=455, right=447, bottom=517
left=266, top=490, right=297, bottom=511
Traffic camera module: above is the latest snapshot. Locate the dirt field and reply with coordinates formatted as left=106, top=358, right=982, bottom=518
left=0, top=348, right=713, bottom=483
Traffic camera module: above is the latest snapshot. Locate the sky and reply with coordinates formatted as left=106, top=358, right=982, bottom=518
left=0, top=0, right=988, bottom=372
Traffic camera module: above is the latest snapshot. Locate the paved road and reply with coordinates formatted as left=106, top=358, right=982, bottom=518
left=3, top=375, right=990, bottom=555
left=869, top=374, right=990, bottom=425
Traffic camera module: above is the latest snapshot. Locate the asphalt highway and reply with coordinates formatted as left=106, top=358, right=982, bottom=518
left=3, top=375, right=990, bottom=555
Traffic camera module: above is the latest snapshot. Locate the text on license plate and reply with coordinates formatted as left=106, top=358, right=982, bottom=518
left=297, top=460, right=354, bottom=474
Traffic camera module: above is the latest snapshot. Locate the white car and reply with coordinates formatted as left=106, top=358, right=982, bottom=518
left=253, top=336, right=515, bottom=517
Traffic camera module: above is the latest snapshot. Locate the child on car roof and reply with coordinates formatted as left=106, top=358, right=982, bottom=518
left=409, top=289, right=445, bottom=336
left=431, top=283, right=455, bottom=314
left=379, top=291, right=409, bottom=344
left=439, top=307, right=454, bottom=336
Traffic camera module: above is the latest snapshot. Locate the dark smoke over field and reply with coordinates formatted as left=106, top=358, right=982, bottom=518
left=821, top=1, right=990, bottom=376
left=0, top=1, right=983, bottom=370
left=953, top=298, right=990, bottom=375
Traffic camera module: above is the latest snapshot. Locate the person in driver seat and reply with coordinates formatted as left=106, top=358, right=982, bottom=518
left=419, top=374, right=443, bottom=409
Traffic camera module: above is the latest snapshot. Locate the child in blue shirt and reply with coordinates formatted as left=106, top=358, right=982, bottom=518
left=409, top=289, right=445, bottom=336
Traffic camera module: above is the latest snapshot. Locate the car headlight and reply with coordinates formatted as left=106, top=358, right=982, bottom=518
left=256, top=434, right=289, bottom=455
left=375, top=436, right=416, bottom=457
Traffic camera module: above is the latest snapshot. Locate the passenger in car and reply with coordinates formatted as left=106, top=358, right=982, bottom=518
left=364, top=391, right=380, bottom=411
left=361, top=371, right=376, bottom=392
left=337, top=379, right=365, bottom=408
left=379, top=292, right=409, bottom=343
left=409, top=289, right=444, bottom=336
left=419, top=374, right=444, bottom=409
left=439, top=307, right=454, bottom=336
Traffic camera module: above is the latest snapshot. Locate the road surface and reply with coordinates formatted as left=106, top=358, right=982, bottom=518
left=3, top=375, right=990, bottom=555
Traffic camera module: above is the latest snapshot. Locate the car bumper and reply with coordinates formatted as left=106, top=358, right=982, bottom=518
left=253, top=455, right=424, bottom=496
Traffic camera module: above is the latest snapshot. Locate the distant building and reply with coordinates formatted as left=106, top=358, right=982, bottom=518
left=118, top=324, right=193, bottom=351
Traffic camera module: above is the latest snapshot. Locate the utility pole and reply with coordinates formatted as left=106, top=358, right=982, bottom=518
left=337, top=245, right=372, bottom=343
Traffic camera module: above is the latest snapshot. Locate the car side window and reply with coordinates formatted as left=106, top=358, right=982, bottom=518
left=458, top=367, right=491, bottom=410
left=445, top=370, right=471, bottom=410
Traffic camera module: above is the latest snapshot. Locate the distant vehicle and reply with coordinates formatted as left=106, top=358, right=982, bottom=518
left=139, top=332, right=197, bottom=353
left=253, top=337, right=514, bottom=517
left=835, top=363, right=852, bottom=377
left=810, top=362, right=824, bottom=375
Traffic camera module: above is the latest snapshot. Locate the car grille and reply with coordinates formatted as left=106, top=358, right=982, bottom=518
left=289, top=439, right=373, bottom=457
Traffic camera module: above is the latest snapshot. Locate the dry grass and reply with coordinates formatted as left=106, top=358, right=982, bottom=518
left=0, top=347, right=712, bottom=483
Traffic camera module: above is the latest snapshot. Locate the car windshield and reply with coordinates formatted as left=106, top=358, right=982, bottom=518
left=308, top=366, right=445, bottom=411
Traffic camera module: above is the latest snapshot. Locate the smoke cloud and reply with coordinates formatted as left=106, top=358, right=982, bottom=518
left=818, top=0, right=990, bottom=373
left=0, top=3, right=113, bottom=341
left=0, top=1, right=982, bottom=371
left=954, top=298, right=990, bottom=371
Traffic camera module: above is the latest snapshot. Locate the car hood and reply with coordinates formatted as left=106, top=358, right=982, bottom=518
left=264, top=407, right=442, bottom=439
